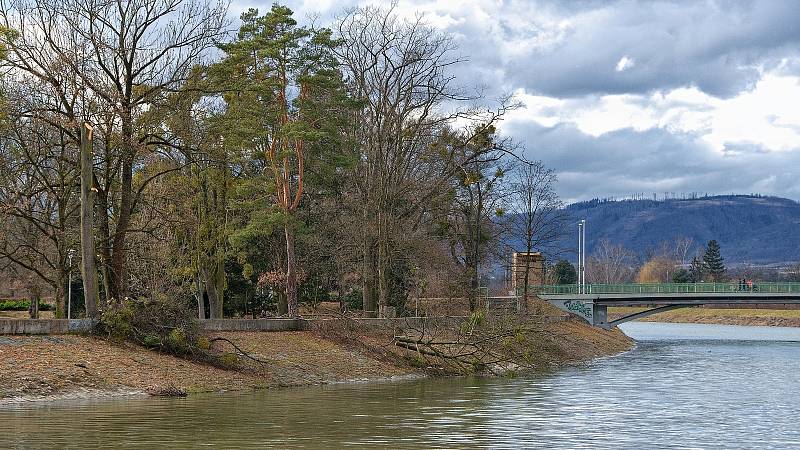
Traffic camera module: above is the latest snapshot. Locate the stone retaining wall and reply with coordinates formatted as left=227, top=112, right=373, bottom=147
left=0, top=319, right=94, bottom=334
left=0, top=315, right=567, bottom=334
left=199, top=318, right=307, bottom=332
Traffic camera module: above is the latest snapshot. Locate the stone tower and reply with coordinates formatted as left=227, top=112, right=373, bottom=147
left=511, top=252, right=545, bottom=292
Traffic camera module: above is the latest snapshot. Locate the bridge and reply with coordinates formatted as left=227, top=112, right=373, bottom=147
left=533, top=282, right=800, bottom=329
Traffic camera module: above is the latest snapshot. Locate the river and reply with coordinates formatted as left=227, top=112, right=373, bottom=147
left=3, top=322, right=800, bottom=449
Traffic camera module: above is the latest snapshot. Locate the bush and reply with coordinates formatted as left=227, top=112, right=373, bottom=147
left=98, top=298, right=204, bottom=359
left=0, top=299, right=53, bottom=311
left=96, top=298, right=246, bottom=370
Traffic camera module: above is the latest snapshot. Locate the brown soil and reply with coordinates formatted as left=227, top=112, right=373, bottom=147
left=0, top=317, right=632, bottom=403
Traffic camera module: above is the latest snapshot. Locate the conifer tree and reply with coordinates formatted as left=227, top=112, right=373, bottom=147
left=702, top=240, right=726, bottom=281
left=553, top=260, right=577, bottom=285
left=212, top=5, right=353, bottom=317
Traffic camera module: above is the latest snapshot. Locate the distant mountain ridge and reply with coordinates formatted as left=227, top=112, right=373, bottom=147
left=560, top=195, right=800, bottom=264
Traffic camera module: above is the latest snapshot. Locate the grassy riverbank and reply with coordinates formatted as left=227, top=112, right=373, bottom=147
left=609, top=307, right=800, bottom=327
left=0, top=317, right=631, bottom=403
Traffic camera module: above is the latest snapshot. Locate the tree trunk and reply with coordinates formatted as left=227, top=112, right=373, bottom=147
left=376, top=210, right=389, bottom=317
left=96, top=193, right=113, bottom=303
left=466, top=198, right=481, bottom=313
left=109, top=154, right=133, bottom=302
left=28, top=293, right=39, bottom=319
left=285, top=223, right=299, bottom=318
left=80, top=123, right=99, bottom=318
left=521, top=213, right=534, bottom=313
left=277, top=291, right=288, bottom=316
left=204, top=270, right=219, bottom=318
left=214, top=258, right=225, bottom=317
left=377, top=253, right=388, bottom=316
left=338, top=283, right=346, bottom=313
left=204, top=264, right=224, bottom=319
left=362, top=236, right=378, bottom=317
left=468, top=267, right=479, bottom=312
left=194, top=275, right=206, bottom=320
left=54, top=270, right=66, bottom=319
left=521, top=259, right=531, bottom=313
left=106, top=105, right=136, bottom=303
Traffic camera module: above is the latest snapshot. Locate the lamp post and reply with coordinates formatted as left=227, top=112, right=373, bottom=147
left=582, top=220, right=586, bottom=293
left=578, top=219, right=586, bottom=294
left=67, top=249, right=75, bottom=320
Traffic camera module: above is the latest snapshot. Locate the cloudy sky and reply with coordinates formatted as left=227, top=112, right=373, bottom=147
left=230, top=0, right=800, bottom=203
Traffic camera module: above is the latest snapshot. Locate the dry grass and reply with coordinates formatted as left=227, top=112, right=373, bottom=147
left=0, top=335, right=266, bottom=400
left=211, top=330, right=413, bottom=385
left=0, top=330, right=415, bottom=401
left=312, top=316, right=632, bottom=376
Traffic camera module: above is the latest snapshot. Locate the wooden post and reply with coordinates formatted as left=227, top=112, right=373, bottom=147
left=80, top=123, right=99, bottom=317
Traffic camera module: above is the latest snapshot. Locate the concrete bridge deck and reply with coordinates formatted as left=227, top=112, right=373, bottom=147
left=534, top=282, right=800, bottom=329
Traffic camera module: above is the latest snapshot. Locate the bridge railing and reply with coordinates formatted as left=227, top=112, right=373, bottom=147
left=529, top=282, right=800, bottom=296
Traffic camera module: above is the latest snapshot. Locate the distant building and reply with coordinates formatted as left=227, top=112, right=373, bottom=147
left=510, top=252, right=545, bottom=292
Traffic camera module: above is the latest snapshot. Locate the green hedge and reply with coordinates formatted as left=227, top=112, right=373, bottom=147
left=0, top=300, right=53, bottom=311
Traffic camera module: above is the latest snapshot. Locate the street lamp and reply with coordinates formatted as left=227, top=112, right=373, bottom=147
left=582, top=220, right=586, bottom=293
left=578, top=219, right=586, bottom=294
left=67, top=249, right=75, bottom=320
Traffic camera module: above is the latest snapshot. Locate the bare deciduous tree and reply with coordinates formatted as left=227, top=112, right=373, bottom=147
left=0, top=93, right=79, bottom=317
left=337, top=5, right=466, bottom=316
left=1, top=0, right=228, bottom=301
left=508, top=161, right=566, bottom=308
left=337, top=6, right=519, bottom=316
left=587, top=239, right=636, bottom=284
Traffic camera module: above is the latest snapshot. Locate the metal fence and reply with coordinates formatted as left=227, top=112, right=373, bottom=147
left=529, top=282, right=800, bottom=296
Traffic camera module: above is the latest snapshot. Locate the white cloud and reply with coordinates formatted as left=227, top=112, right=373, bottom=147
left=615, top=55, right=635, bottom=72
left=230, top=0, right=800, bottom=200
left=507, top=71, right=800, bottom=154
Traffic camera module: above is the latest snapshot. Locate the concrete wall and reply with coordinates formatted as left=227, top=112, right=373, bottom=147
left=344, top=317, right=466, bottom=329
left=199, top=318, right=307, bottom=332
left=0, top=316, right=565, bottom=335
left=0, top=319, right=94, bottom=334
left=200, top=317, right=468, bottom=332
left=1, top=318, right=308, bottom=334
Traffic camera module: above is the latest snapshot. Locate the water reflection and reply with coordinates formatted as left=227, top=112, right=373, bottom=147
left=3, top=323, right=800, bottom=448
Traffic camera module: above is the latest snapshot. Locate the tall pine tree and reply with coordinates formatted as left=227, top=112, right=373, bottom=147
left=211, top=5, right=354, bottom=317
left=702, top=240, right=726, bottom=281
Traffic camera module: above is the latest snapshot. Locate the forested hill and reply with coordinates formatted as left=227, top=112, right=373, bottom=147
left=564, top=195, right=800, bottom=264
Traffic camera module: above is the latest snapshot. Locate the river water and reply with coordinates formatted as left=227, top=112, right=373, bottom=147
left=3, top=322, right=800, bottom=449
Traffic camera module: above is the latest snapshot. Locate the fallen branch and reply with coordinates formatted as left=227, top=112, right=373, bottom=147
left=208, top=337, right=273, bottom=365
left=395, top=340, right=444, bottom=358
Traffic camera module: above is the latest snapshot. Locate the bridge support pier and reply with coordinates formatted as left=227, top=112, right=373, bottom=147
left=547, top=299, right=607, bottom=327
left=546, top=299, right=694, bottom=329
